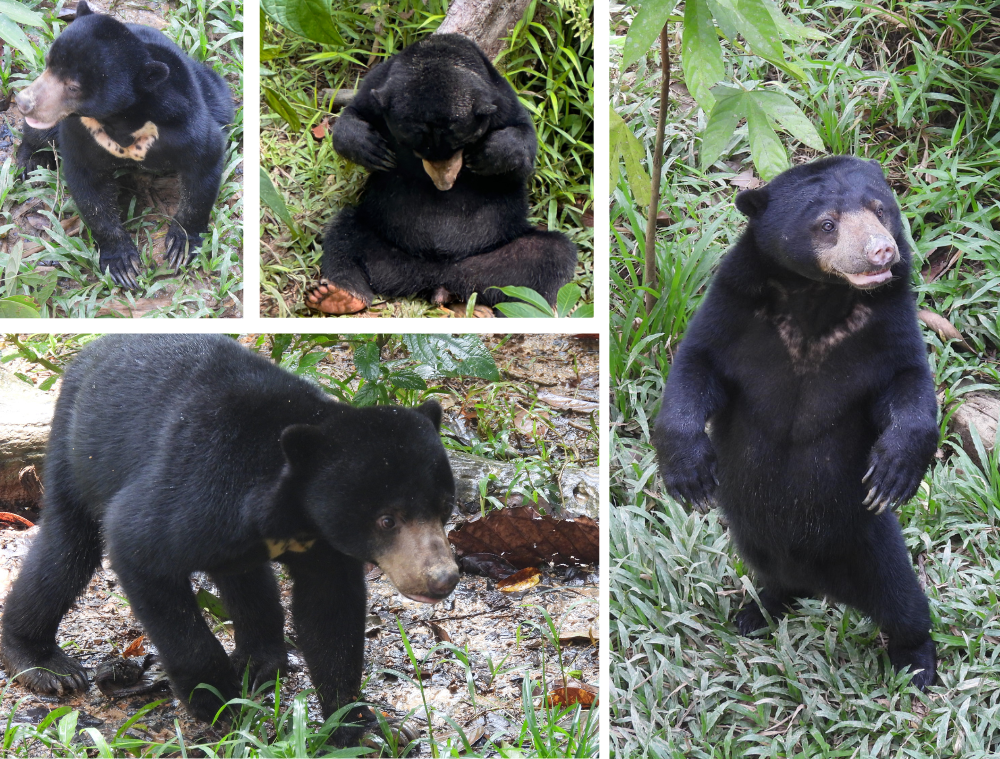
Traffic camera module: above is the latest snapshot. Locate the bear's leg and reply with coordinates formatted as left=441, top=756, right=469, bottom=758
left=165, top=151, right=226, bottom=271
left=284, top=546, right=371, bottom=745
left=0, top=502, right=101, bottom=695
left=111, top=556, right=239, bottom=722
left=833, top=513, right=935, bottom=689
left=307, top=208, right=380, bottom=314
left=735, top=584, right=801, bottom=635
left=211, top=567, right=288, bottom=693
left=409, top=230, right=578, bottom=307
left=15, top=124, right=58, bottom=177
left=61, top=157, right=142, bottom=290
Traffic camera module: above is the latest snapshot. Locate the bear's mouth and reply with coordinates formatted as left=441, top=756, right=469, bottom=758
left=400, top=590, right=449, bottom=604
left=25, top=116, right=58, bottom=130
left=843, top=268, right=893, bottom=288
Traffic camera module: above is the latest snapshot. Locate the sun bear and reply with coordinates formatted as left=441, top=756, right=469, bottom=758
left=15, top=2, right=233, bottom=289
left=653, top=156, right=939, bottom=688
left=0, top=334, right=459, bottom=744
left=304, top=33, right=577, bottom=315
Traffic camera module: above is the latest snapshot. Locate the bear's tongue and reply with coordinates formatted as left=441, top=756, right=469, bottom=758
left=25, top=117, right=56, bottom=130
left=845, top=269, right=893, bottom=288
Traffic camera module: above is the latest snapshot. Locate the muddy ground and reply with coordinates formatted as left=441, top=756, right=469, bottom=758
left=0, top=334, right=599, bottom=754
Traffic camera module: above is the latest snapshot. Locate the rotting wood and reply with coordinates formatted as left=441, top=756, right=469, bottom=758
left=434, top=0, right=533, bottom=60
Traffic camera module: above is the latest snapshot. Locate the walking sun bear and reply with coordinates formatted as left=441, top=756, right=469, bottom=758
left=0, top=335, right=459, bottom=745
left=305, top=34, right=577, bottom=315
left=654, top=156, right=939, bottom=689
left=15, top=2, right=233, bottom=289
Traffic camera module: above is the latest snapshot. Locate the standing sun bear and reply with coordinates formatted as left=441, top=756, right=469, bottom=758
left=15, top=2, right=233, bottom=289
left=0, top=335, right=459, bottom=745
left=305, top=34, right=577, bottom=315
left=654, top=156, right=939, bottom=688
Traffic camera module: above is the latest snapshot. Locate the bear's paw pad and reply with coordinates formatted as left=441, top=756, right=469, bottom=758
left=304, top=279, right=369, bottom=314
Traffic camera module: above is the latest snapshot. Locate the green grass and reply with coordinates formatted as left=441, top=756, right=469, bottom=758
left=259, top=0, right=593, bottom=318
left=0, top=0, right=243, bottom=318
left=611, top=1, right=1000, bottom=755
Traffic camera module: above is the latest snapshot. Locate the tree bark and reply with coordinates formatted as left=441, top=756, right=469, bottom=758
left=643, top=23, right=670, bottom=315
left=0, top=367, right=54, bottom=509
left=434, top=0, right=533, bottom=60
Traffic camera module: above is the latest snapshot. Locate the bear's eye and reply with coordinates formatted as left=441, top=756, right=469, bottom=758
left=876, top=206, right=884, bottom=218
left=67, top=83, right=80, bottom=94
left=821, top=220, right=836, bottom=232
left=378, top=516, right=396, bottom=530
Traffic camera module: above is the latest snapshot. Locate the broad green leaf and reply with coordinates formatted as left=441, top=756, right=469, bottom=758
left=0, top=0, right=44, bottom=26
left=260, top=0, right=343, bottom=45
left=259, top=167, right=300, bottom=238
left=621, top=0, right=679, bottom=71
left=388, top=369, right=426, bottom=391
left=262, top=86, right=302, bottom=132
left=196, top=589, right=228, bottom=620
left=571, top=303, right=595, bottom=318
left=746, top=97, right=787, bottom=179
left=494, top=285, right=554, bottom=315
left=736, top=0, right=783, bottom=62
left=352, top=382, right=382, bottom=407
left=609, top=106, right=651, bottom=207
left=0, top=296, right=40, bottom=318
left=0, top=14, right=35, bottom=58
left=700, top=87, right=745, bottom=169
left=403, top=335, right=500, bottom=381
left=555, top=282, right=582, bottom=317
left=704, top=0, right=741, bottom=41
left=494, top=301, right=552, bottom=318
left=353, top=342, right=381, bottom=382
left=752, top=90, right=825, bottom=150
left=682, top=0, right=724, bottom=111
left=760, top=0, right=825, bottom=40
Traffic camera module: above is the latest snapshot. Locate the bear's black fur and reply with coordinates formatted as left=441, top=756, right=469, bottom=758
left=305, top=34, right=577, bottom=314
left=0, top=335, right=459, bottom=743
left=15, top=1, right=234, bottom=289
left=653, top=156, right=939, bottom=688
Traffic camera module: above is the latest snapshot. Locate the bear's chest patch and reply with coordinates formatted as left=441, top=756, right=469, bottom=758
left=80, top=117, right=159, bottom=161
left=757, top=302, right=872, bottom=374
left=265, top=536, right=316, bottom=559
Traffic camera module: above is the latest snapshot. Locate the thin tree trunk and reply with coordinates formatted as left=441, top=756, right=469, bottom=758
left=643, top=24, right=671, bottom=315
left=435, top=0, right=534, bottom=60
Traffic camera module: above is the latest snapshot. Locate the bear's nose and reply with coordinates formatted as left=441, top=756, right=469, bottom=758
left=426, top=565, right=459, bottom=598
left=865, top=236, right=898, bottom=268
left=14, top=90, right=34, bottom=115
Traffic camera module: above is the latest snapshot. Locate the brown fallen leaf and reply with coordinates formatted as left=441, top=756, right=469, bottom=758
left=121, top=635, right=146, bottom=658
left=918, top=310, right=974, bottom=352
left=449, top=506, right=599, bottom=567
left=428, top=621, right=451, bottom=643
left=546, top=687, right=596, bottom=708
left=311, top=116, right=331, bottom=139
left=536, top=390, right=597, bottom=413
left=558, top=626, right=597, bottom=645
left=730, top=169, right=762, bottom=189
left=496, top=567, right=541, bottom=592
left=457, top=552, right=517, bottom=580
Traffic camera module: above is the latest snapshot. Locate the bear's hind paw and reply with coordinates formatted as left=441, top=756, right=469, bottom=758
left=3, top=648, right=90, bottom=696
left=304, top=279, right=370, bottom=315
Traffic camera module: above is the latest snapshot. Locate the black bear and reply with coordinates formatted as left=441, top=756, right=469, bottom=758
left=0, top=334, right=459, bottom=743
left=653, top=156, right=939, bottom=688
left=15, top=2, right=234, bottom=290
left=304, top=33, right=577, bottom=315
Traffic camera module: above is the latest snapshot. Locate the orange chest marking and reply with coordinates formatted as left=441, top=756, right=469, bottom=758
left=80, top=117, right=159, bottom=161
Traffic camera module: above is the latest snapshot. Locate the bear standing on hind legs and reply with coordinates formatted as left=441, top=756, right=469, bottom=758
left=0, top=335, right=459, bottom=745
left=653, top=156, right=940, bottom=688
left=15, top=1, right=233, bottom=289
left=304, top=34, right=577, bottom=315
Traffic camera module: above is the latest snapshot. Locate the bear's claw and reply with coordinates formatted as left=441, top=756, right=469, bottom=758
left=102, top=249, right=142, bottom=290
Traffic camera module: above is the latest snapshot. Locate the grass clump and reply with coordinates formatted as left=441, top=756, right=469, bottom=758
left=611, top=1, right=1000, bottom=756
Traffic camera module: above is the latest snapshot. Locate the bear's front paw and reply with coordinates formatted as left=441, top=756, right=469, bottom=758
left=355, top=130, right=396, bottom=171
left=888, top=637, right=936, bottom=690
left=329, top=705, right=378, bottom=747
left=100, top=246, right=142, bottom=290
left=656, top=433, right=718, bottom=513
left=165, top=225, right=203, bottom=270
left=862, top=444, right=929, bottom=515
left=304, top=279, right=370, bottom=315
left=2, top=648, right=90, bottom=696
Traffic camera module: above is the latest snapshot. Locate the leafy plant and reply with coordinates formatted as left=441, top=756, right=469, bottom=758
left=0, top=0, right=44, bottom=59
left=493, top=283, right=594, bottom=318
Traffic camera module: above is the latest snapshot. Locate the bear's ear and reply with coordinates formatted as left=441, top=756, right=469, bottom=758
left=474, top=98, right=497, bottom=117
left=75, top=1, right=93, bottom=18
left=415, top=400, right=442, bottom=431
left=280, top=424, right=327, bottom=469
left=141, top=61, right=170, bottom=91
left=735, top=187, right=769, bottom=219
left=370, top=87, right=388, bottom=112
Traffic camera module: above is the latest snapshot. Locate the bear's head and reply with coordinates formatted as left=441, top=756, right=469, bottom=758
left=279, top=400, right=459, bottom=603
left=370, top=34, right=498, bottom=191
left=15, top=1, right=169, bottom=129
left=735, top=156, right=907, bottom=289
